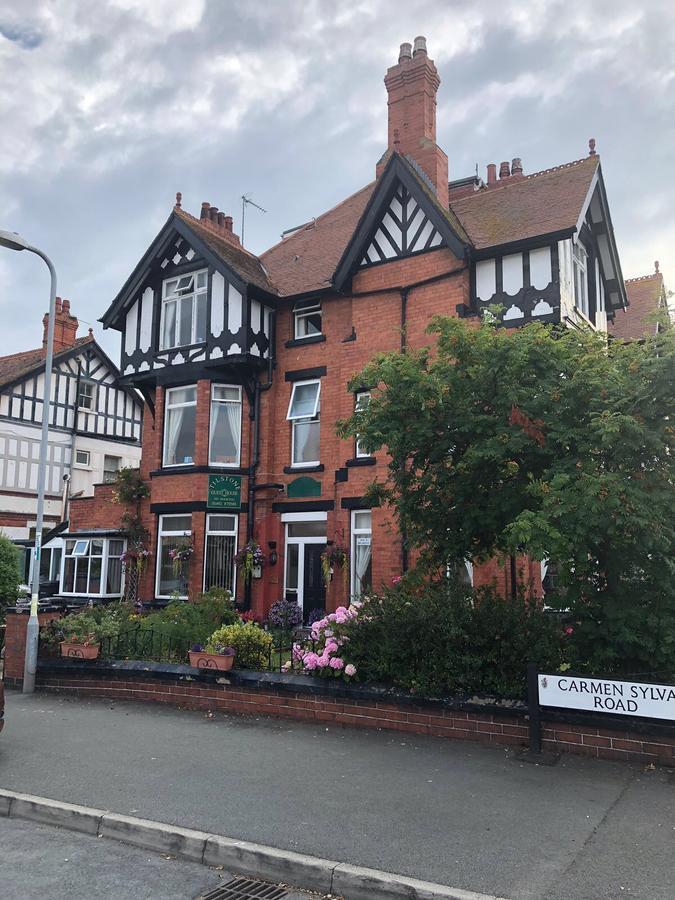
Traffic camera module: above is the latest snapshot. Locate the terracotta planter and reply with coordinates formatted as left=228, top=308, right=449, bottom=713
left=60, top=642, right=100, bottom=660
left=189, top=650, right=235, bottom=671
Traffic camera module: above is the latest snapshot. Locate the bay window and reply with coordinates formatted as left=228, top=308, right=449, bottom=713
left=209, top=385, right=242, bottom=466
left=62, top=538, right=125, bottom=596
left=287, top=380, right=321, bottom=467
left=204, top=514, right=238, bottom=596
left=163, top=386, right=197, bottom=467
left=160, top=270, right=208, bottom=349
left=350, top=510, right=372, bottom=600
left=156, top=514, right=192, bottom=598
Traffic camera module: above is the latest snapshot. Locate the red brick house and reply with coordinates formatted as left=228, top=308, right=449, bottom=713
left=609, top=262, right=669, bottom=341
left=68, top=37, right=633, bottom=619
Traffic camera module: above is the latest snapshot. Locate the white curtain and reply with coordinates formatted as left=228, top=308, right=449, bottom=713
left=210, top=401, right=241, bottom=462
left=166, top=406, right=184, bottom=465
left=354, top=538, right=372, bottom=598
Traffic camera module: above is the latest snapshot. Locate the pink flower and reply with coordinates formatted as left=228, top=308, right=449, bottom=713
left=316, top=654, right=330, bottom=669
left=329, top=657, right=344, bottom=670
left=564, top=626, right=574, bottom=636
left=392, top=575, right=402, bottom=584
left=324, top=640, right=339, bottom=655
left=345, top=664, right=356, bottom=677
left=292, top=643, right=304, bottom=661
left=303, top=653, right=319, bottom=671
left=334, top=607, right=349, bottom=624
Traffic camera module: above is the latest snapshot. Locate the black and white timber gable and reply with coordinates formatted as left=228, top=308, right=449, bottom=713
left=360, top=183, right=444, bottom=266
left=101, top=212, right=277, bottom=385
left=333, top=153, right=469, bottom=290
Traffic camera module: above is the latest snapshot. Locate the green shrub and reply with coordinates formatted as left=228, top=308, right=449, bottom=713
left=42, top=603, right=132, bottom=649
left=0, top=534, right=21, bottom=621
left=342, top=577, right=564, bottom=698
left=206, top=622, right=273, bottom=669
left=139, top=588, right=238, bottom=646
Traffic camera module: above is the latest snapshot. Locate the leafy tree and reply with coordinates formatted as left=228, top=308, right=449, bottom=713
left=0, top=534, right=22, bottom=621
left=339, top=316, right=675, bottom=673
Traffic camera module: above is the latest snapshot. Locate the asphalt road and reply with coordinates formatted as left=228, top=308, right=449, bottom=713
left=1, top=692, right=674, bottom=899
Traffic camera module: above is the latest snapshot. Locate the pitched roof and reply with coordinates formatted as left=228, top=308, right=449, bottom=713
left=449, top=156, right=599, bottom=250
left=609, top=272, right=665, bottom=340
left=260, top=182, right=376, bottom=296
left=0, top=336, right=94, bottom=390
left=173, top=207, right=274, bottom=294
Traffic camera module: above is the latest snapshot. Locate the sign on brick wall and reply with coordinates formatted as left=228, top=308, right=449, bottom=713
left=538, top=673, right=675, bottom=720
left=208, top=474, right=241, bottom=510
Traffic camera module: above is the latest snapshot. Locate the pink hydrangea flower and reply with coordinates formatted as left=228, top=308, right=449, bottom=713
left=324, top=640, right=339, bottom=655
left=329, top=657, right=344, bottom=670
left=292, top=643, right=304, bottom=661
left=303, top=652, right=319, bottom=671
left=345, top=664, right=356, bottom=677
left=334, top=607, right=349, bottom=624
left=317, top=655, right=330, bottom=668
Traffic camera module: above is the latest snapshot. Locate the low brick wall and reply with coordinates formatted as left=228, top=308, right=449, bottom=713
left=32, top=659, right=675, bottom=767
left=3, top=609, right=62, bottom=688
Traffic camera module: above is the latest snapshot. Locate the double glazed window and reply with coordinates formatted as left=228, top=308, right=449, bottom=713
left=62, top=538, right=124, bottom=596
left=163, top=386, right=197, bottom=466
left=209, top=385, right=242, bottom=467
left=39, top=545, right=62, bottom=583
left=204, top=514, right=238, bottom=596
left=573, top=240, right=589, bottom=318
left=350, top=511, right=372, bottom=600
left=75, top=449, right=90, bottom=467
left=156, top=514, right=191, bottom=598
left=287, top=380, right=320, bottom=467
left=355, top=391, right=371, bottom=458
left=160, top=270, right=208, bottom=349
left=294, top=301, right=322, bottom=340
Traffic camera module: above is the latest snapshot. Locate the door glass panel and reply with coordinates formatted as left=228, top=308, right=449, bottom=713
left=288, top=522, right=326, bottom=538
left=285, top=543, right=299, bottom=592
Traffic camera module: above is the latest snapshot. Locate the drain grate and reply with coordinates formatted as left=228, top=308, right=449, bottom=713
left=198, top=877, right=288, bottom=900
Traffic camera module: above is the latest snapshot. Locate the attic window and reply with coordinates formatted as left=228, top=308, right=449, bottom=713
left=160, top=269, right=208, bottom=350
left=294, top=301, right=322, bottom=340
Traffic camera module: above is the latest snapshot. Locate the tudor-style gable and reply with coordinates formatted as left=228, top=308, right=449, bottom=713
left=101, top=203, right=277, bottom=386
left=333, top=153, right=469, bottom=291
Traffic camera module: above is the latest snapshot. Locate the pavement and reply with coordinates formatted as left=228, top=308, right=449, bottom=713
left=1, top=691, right=674, bottom=899
left=0, top=816, right=320, bottom=900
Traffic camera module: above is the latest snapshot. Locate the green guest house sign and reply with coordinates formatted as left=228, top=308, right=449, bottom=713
left=208, top=474, right=242, bottom=510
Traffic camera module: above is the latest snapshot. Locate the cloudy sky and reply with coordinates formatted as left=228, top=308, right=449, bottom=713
left=0, top=0, right=673, bottom=360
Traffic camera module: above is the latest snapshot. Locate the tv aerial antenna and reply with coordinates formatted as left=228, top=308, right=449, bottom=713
left=241, top=194, right=267, bottom=247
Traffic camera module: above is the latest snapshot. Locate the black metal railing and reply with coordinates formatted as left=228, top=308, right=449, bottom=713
left=99, top=626, right=196, bottom=664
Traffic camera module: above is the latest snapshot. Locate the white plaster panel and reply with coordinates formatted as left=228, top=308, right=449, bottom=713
left=228, top=285, right=242, bottom=333
left=529, top=247, right=552, bottom=290
left=139, top=287, right=154, bottom=352
left=211, top=272, right=225, bottom=338
left=125, top=302, right=138, bottom=354
left=502, top=254, right=523, bottom=296
left=475, top=259, right=496, bottom=301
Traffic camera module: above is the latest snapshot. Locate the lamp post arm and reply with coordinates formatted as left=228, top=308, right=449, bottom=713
left=23, top=245, right=57, bottom=694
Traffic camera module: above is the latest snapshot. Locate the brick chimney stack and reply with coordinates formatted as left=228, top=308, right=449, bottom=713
left=199, top=201, right=241, bottom=246
left=377, top=36, right=449, bottom=208
left=43, top=298, right=79, bottom=354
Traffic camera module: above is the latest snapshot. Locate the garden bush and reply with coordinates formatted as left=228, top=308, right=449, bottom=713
left=206, top=622, right=273, bottom=669
left=340, top=577, right=564, bottom=698
left=42, top=602, right=132, bottom=649
left=138, top=588, right=238, bottom=646
left=0, top=534, right=21, bottom=622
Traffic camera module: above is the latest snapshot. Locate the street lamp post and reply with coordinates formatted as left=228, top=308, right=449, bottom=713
left=0, top=229, right=57, bottom=694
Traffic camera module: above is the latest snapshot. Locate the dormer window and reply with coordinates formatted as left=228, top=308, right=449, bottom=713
left=572, top=240, right=589, bottom=318
left=160, top=270, right=208, bottom=350
left=293, top=301, right=322, bottom=340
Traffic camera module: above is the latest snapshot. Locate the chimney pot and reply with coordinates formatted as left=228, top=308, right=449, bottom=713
left=412, top=36, right=427, bottom=57
left=398, top=42, right=412, bottom=63
left=217, top=212, right=226, bottom=227
left=209, top=206, right=219, bottom=222
left=224, top=215, right=233, bottom=232
left=487, top=163, right=497, bottom=185
left=511, top=157, right=523, bottom=176
left=499, top=161, right=511, bottom=179
left=200, top=202, right=210, bottom=220
left=43, top=297, right=78, bottom=354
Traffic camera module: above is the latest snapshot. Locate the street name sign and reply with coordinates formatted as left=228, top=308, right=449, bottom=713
left=538, top=673, right=675, bottom=720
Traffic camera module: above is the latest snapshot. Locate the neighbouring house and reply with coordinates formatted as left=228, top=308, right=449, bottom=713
left=0, top=297, right=143, bottom=596
left=66, top=36, right=636, bottom=617
left=609, top=261, right=670, bottom=341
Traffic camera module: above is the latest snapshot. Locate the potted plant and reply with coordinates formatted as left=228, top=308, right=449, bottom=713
left=169, top=541, right=194, bottom=576
left=320, top=545, right=349, bottom=591
left=188, top=642, right=236, bottom=671
left=60, top=632, right=100, bottom=660
left=234, top=539, right=265, bottom=582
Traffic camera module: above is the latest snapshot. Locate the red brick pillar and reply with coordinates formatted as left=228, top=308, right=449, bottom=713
left=3, top=609, right=62, bottom=689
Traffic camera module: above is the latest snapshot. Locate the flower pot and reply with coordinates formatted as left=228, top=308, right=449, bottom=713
left=60, top=642, right=100, bottom=660
left=252, top=564, right=262, bottom=579
left=188, top=651, right=235, bottom=671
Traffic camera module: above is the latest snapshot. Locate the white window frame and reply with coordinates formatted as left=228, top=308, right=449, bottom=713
left=159, top=269, right=208, bottom=350
left=60, top=537, right=125, bottom=597
left=103, top=455, right=121, bottom=484
left=350, top=510, right=372, bottom=600
left=293, top=301, right=322, bottom=340
left=163, top=385, right=197, bottom=468
left=287, top=380, right=321, bottom=468
left=203, top=513, right=238, bottom=598
left=355, top=391, right=371, bottom=458
left=155, top=514, right=192, bottom=599
left=74, top=449, right=90, bottom=467
left=78, top=381, right=97, bottom=411
left=208, top=384, right=242, bottom=468
left=573, top=239, right=589, bottom=318
left=283, top=516, right=327, bottom=617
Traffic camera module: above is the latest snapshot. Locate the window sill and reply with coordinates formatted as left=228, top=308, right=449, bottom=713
left=345, top=457, right=376, bottom=467
left=284, top=334, right=326, bottom=349
left=150, top=465, right=249, bottom=477
left=283, top=464, right=324, bottom=474
left=156, top=341, right=207, bottom=356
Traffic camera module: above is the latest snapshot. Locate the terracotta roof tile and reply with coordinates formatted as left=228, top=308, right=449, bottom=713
left=260, top=182, right=375, bottom=296
left=0, top=335, right=94, bottom=390
left=174, top=207, right=275, bottom=294
left=449, top=156, right=599, bottom=250
left=609, top=272, right=664, bottom=340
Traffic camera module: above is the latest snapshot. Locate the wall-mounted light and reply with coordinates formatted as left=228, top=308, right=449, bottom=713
left=267, top=541, right=277, bottom=566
